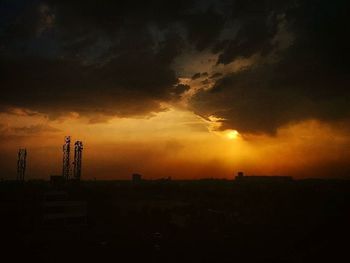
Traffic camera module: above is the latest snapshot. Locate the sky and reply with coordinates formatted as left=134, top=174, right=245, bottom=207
left=0, top=0, right=349, bottom=180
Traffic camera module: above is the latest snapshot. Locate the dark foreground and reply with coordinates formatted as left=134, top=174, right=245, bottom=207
left=1, top=179, right=350, bottom=263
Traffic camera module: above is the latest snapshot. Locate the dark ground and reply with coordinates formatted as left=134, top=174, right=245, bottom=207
left=1, top=179, right=350, bottom=263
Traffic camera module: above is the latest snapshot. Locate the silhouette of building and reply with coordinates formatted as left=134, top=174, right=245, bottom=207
left=237, top=171, right=244, bottom=178
left=235, top=172, right=293, bottom=182
left=50, top=175, right=65, bottom=187
left=132, top=173, right=142, bottom=183
left=17, top=148, right=27, bottom=182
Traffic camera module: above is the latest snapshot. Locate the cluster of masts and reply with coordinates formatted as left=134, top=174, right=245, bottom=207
left=63, top=136, right=83, bottom=181
left=16, top=136, right=83, bottom=182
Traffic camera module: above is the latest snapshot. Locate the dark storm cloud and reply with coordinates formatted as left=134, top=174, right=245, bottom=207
left=190, top=0, right=350, bottom=134
left=192, top=72, right=208, bottom=80
left=172, top=84, right=190, bottom=95
left=0, top=0, right=193, bottom=118
left=210, top=72, right=222, bottom=79
left=214, top=0, right=289, bottom=64
left=184, top=6, right=225, bottom=51
left=1, top=0, right=349, bottom=133
left=191, top=63, right=349, bottom=134
left=191, top=72, right=201, bottom=80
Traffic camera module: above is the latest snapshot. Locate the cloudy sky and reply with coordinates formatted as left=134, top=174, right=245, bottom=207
left=1, top=0, right=349, bottom=179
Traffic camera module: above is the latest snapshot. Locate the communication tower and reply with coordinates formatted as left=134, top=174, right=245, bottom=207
left=62, top=136, right=71, bottom=180
left=17, top=148, right=27, bottom=182
left=73, top=141, right=83, bottom=181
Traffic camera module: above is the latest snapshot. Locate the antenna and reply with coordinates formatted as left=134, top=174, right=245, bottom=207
left=62, top=136, right=71, bottom=180
left=17, top=148, right=27, bottom=182
left=73, top=141, right=83, bottom=181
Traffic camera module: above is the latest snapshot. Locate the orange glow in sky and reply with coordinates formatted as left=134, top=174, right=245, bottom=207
left=0, top=107, right=349, bottom=180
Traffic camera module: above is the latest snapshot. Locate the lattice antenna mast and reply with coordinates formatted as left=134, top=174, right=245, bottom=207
left=62, top=136, right=71, bottom=180
left=73, top=141, right=83, bottom=181
left=17, top=148, right=27, bottom=182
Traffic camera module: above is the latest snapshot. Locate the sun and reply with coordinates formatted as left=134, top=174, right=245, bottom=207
left=226, top=130, right=239, bottom=140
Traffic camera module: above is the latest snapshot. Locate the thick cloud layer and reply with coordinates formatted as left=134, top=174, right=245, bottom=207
left=0, top=0, right=192, bottom=118
left=1, top=0, right=349, bottom=133
left=190, top=0, right=350, bottom=133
